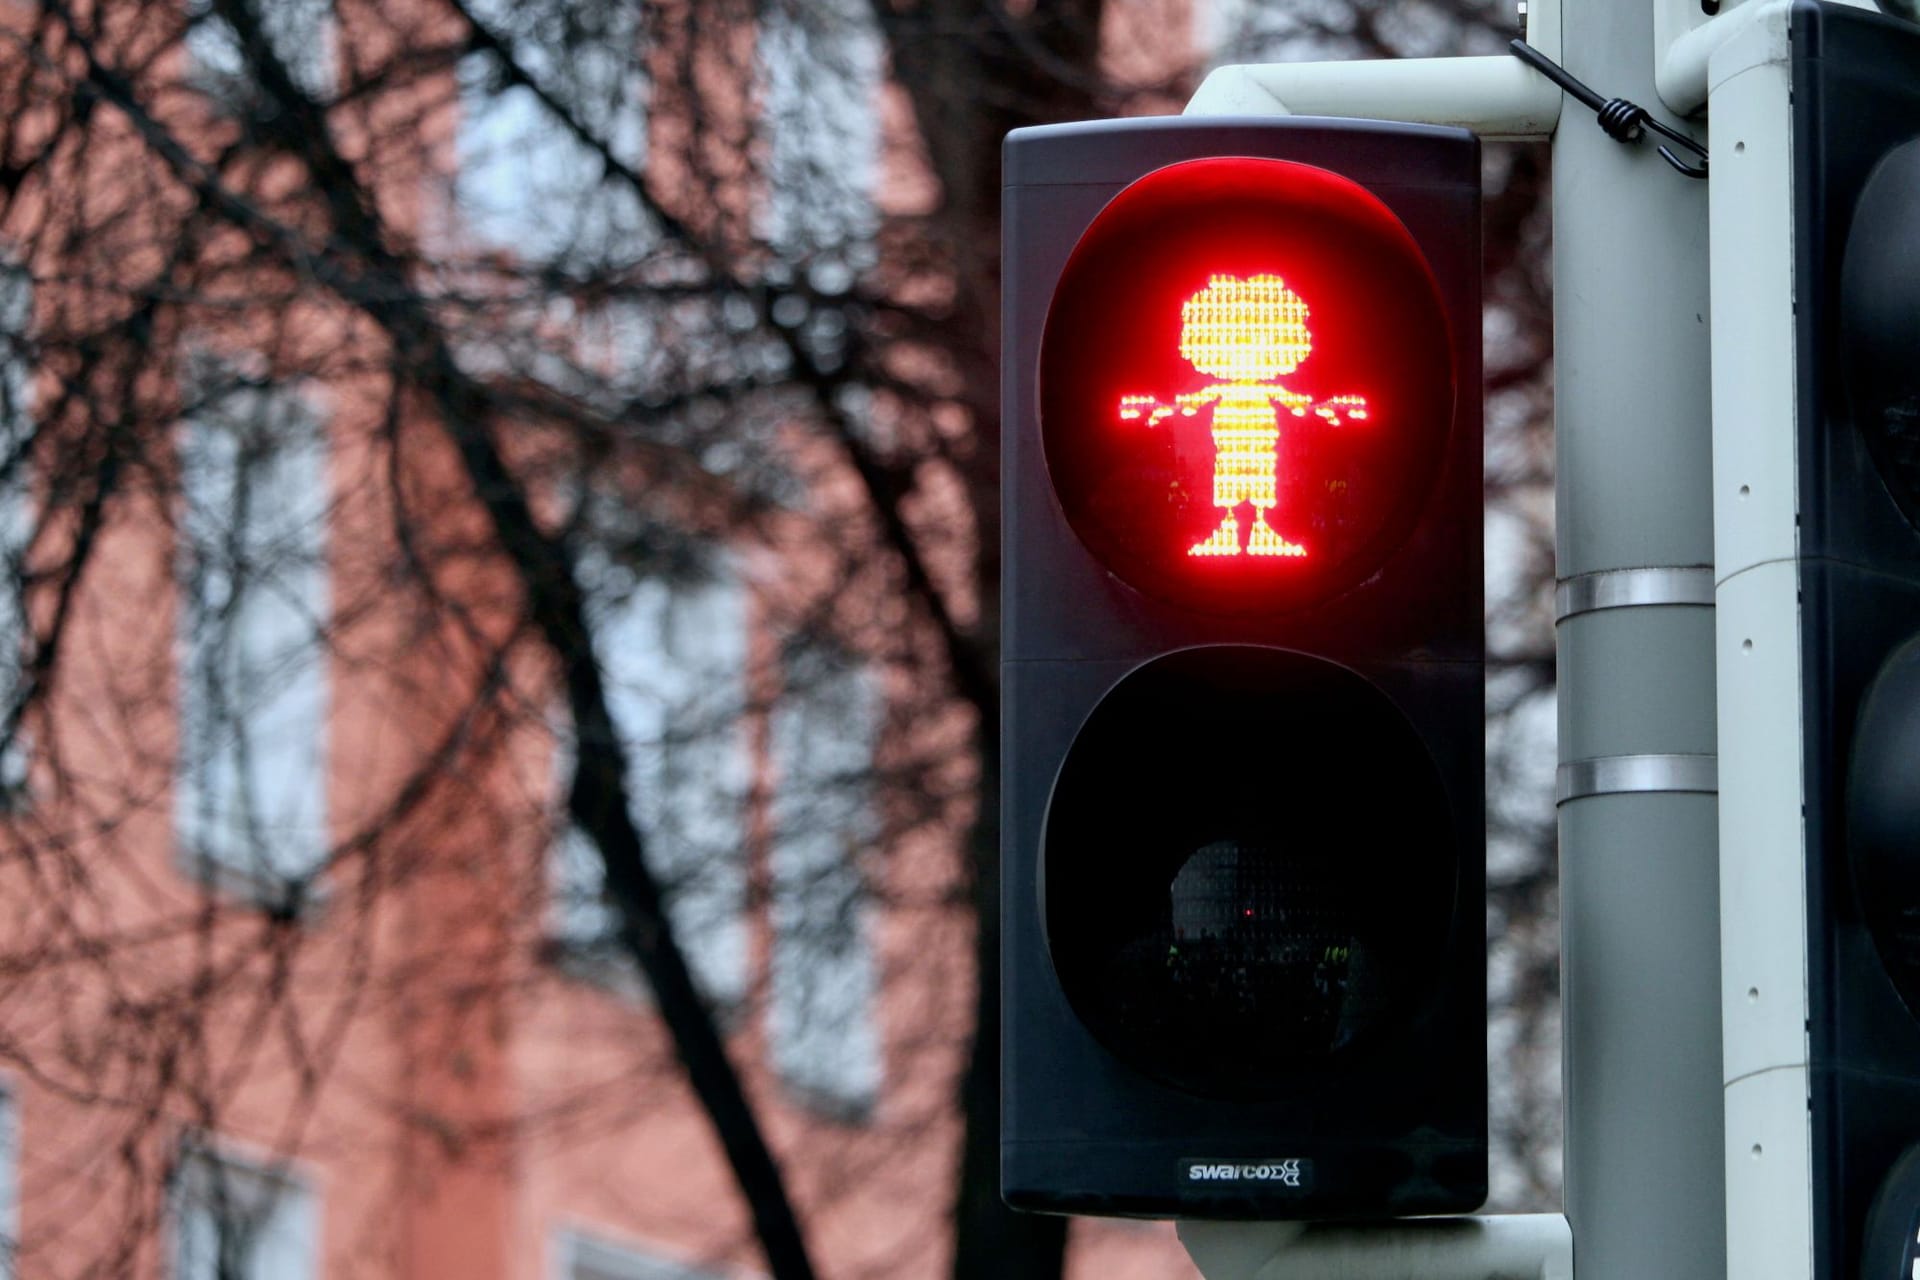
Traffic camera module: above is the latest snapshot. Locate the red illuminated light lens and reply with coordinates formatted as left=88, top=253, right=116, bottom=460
left=1040, top=156, right=1453, bottom=615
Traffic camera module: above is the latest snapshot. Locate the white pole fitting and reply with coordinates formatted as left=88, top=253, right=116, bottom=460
left=1184, top=0, right=1563, bottom=138
left=1184, top=56, right=1561, bottom=139
left=1178, top=1213, right=1575, bottom=1280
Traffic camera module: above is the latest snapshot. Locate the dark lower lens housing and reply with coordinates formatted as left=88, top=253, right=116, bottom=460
left=1043, top=646, right=1455, bottom=1099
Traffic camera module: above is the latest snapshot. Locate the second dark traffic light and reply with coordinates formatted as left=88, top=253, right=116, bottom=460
left=1002, top=116, right=1485, bottom=1218
left=1787, top=4, right=1920, bottom=1273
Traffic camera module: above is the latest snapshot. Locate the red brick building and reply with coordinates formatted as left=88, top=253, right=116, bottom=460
left=0, top=1, right=1211, bottom=1277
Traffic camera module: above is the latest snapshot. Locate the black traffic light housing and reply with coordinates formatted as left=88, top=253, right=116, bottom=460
left=1002, top=117, right=1485, bottom=1219
left=1792, top=3, right=1920, bottom=1274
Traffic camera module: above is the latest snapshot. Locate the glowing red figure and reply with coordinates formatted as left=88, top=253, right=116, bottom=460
left=1120, top=273, right=1368, bottom=558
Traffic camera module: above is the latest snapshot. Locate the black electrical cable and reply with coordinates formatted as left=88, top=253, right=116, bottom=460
left=1509, top=38, right=1710, bottom=178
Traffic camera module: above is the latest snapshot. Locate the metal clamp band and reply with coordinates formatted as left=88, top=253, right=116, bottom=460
left=1556, top=753, right=1718, bottom=805
left=1555, top=565, right=1715, bottom=622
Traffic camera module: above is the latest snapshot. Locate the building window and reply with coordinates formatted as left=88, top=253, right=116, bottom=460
left=757, top=0, right=881, bottom=273
left=170, top=1143, right=317, bottom=1280
left=756, top=3, right=884, bottom=1116
left=0, top=261, right=32, bottom=809
left=550, top=563, right=750, bottom=1007
left=452, top=2, right=647, bottom=268
left=176, top=363, right=330, bottom=910
left=184, top=0, right=338, bottom=113
left=767, top=647, right=881, bottom=1121
left=558, top=1229, right=723, bottom=1280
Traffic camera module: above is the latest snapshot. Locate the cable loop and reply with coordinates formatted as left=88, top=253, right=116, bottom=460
left=1509, top=39, right=1709, bottom=179
left=1595, top=98, right=1647, bottom=143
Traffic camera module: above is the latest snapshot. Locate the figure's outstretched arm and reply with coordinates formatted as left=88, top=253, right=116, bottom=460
left=1312, top=394, right=1369, bottom=426
left=1271, top=388, right=1314, bottom=418
left=1119, top=385, right=1220, bottom=426
left=1173, top=388, right=1221, bottom=417
left=1118, top=394, right=1175, bottom=426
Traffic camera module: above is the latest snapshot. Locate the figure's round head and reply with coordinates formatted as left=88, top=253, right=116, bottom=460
left=1178, top=273, right=1312, bottom=381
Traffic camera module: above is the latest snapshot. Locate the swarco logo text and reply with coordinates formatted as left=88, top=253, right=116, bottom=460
left=1181, top=1159, right=1307, bottom=1187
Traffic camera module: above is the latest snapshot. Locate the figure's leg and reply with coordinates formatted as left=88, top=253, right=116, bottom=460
left=1189, top=508, right=1241, bottom=556
left=1245, top=438, right=1305, bottom=556
left=1193, top=436, right=1248, bottom=556
left=1247, top=503, right=1306, bottom=557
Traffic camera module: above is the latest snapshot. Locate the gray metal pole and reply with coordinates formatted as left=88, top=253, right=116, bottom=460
left=1551, top=1, right=1724, bottom=1276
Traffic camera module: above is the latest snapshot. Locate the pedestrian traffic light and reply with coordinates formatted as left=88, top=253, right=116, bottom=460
left=1001, top=117, right=1485, bottom=1219
left=1785, top=4, right=1920, bottom=1274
